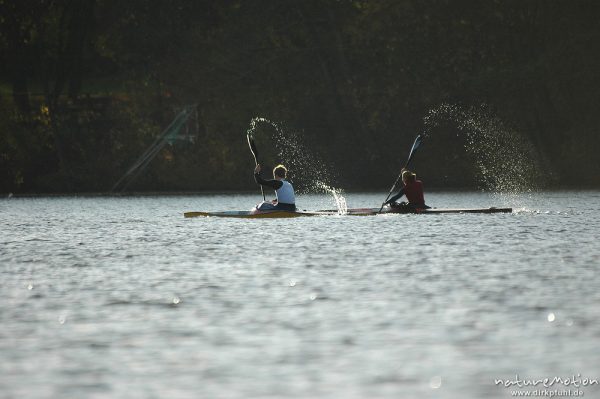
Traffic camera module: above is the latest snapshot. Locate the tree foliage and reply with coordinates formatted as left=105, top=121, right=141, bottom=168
left=1, top=0, right=599, bottom=193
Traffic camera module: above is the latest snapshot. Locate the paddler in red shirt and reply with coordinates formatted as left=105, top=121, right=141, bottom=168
left=384, top=168, right=429, bottom=210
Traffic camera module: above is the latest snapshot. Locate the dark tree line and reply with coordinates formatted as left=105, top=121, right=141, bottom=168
left=1, top=0, right=599, bottom=193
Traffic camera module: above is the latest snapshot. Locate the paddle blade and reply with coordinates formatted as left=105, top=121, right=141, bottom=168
left=405, top=134, right=423, bottom=168
left=247, top=133, right=266, bottom=200
left=247, top=134, right=259, bottom=162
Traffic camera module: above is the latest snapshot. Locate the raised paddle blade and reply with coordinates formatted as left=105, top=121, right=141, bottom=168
left=247, top=134, right=259, bottom=163
left=247, top=133, right=265, bottom=201
left=404, top=134, right=423, bottom=169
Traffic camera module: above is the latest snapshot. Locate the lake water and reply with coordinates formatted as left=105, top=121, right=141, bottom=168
left=1, top=191, right=599, bottom=398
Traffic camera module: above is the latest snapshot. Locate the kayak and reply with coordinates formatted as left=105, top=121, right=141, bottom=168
left=183, top=209, right=335, bottom=218
left=341, top=206, right=513, bottom=215
left=184, top=206, right=512, bottom=218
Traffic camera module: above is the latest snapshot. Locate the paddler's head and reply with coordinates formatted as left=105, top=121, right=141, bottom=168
left=273, top=164, right=288, bottom=180
left=402, top=170, right=416, bottom=184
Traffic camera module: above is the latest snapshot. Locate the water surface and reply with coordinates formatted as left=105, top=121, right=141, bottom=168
left=1, top=192, right=599, bottom=398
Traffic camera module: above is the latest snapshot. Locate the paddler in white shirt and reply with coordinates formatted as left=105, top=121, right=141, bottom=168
left=253, top=164, right=296, bottom=211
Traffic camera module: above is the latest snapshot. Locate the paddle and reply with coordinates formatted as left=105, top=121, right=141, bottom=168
left=247, top=133, right=266, bottom=201
left=378, top=134, right=424, bottom=213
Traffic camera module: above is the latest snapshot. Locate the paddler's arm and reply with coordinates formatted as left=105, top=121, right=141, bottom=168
left=254, top=164, right=283, bottom=189
left=385, top=168, right=407, bottom=205
left=385, top=186, right=405, bottom=205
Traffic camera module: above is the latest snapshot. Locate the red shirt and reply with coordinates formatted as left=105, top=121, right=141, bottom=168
left=404, top=179, right=425, bottom=206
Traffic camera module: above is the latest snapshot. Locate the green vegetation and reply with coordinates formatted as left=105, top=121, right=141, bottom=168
left=1, top=0, right=599, bottom=193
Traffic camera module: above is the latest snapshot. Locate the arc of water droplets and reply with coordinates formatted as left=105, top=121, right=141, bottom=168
left=246, top=117, right=279, bottom=138
left=246, top=117, right=348, bottom=213
left=423, top=103, right=544, bottom=195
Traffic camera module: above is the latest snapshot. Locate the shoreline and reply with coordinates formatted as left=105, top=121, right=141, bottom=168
left=3, top=187, right=600, bottom=198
